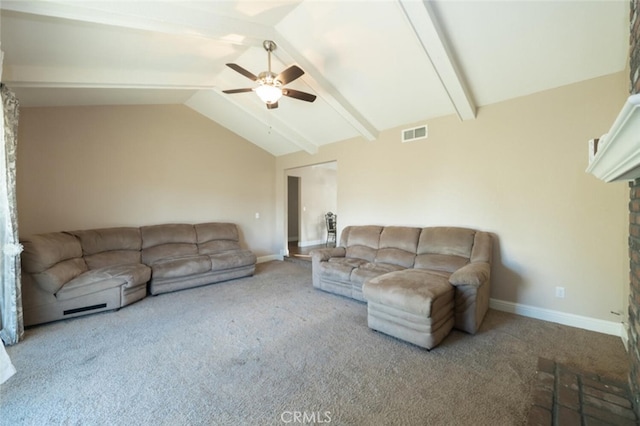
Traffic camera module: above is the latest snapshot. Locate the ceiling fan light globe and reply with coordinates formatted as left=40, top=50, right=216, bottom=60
left=255, top=84, right=283, bottom=104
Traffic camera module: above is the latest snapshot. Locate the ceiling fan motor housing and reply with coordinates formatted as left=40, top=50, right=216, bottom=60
left=258, top=71, right=281, bottom=87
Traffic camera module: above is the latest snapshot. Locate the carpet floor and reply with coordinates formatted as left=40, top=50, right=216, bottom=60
left=0, top=261, right=630, bottom=425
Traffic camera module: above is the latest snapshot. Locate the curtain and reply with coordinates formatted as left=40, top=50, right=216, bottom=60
left=0, top=83, right=23, bottom=345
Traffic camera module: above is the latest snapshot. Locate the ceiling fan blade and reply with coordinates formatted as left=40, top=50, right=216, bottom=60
left=282, top=88, right=316, bottom=103
left=276, top=65, right=304, bottom=85
left=266, top=102, right=279, bottom=110
left=226, top=63, right=258, bottom=81
left=222, top=88, right=254, bottom=94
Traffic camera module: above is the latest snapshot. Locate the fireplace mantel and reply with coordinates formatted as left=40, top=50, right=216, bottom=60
left=586, top=94, right=640, bottom=182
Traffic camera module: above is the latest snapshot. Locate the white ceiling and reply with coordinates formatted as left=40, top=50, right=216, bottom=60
left=0, top=1, right=630, bottom=156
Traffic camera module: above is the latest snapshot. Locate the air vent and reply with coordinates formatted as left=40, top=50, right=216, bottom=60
left=402, top=125, right=428, bottom=143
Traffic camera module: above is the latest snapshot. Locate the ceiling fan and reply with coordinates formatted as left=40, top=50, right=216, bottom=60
left=223, top=40, right=317, bottom=109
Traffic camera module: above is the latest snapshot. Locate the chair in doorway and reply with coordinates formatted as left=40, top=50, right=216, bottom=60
left=325, top=212, right=337, bottom=247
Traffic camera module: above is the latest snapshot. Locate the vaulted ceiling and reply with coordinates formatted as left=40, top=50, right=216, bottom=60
left=0, top=1, right=629, bottom=156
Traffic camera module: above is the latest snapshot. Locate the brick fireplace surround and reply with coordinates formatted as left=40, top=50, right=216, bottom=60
left=628, top=0, right=640, bottom=417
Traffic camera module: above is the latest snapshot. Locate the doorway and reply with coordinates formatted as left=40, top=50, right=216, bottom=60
left=287, top=176, right=300, bottom=244
left=286, top=161, right=337, bottom=256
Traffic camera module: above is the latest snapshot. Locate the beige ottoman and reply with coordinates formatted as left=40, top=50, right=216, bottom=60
left=362, top=269, right=455, bottom=350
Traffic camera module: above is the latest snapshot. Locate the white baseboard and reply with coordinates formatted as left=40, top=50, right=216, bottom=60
left=257, top=254, right=283, bottom=263
left=489, top=298, right=626, bottom=339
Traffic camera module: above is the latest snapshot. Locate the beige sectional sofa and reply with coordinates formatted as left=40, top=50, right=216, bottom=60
left=21, top=222, right=256, bottom=326
left=311, top=225, right=492, bottom=349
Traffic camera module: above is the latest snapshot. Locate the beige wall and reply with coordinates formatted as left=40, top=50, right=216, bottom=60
left=15, top=73, right=631, bottom=323
left=276, top=72, right=629, bottom=322
left=17, top=104, right=277, bottom=257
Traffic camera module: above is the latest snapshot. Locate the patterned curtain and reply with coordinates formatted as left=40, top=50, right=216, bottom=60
left=0, top=83, right=24, bottom=345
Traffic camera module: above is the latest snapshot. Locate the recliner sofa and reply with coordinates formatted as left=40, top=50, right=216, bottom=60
left=140, top=223, right=257, bottom=295
left=20, top=222, right=256, bottom=326
left=311, top=225, right=492, bottom=349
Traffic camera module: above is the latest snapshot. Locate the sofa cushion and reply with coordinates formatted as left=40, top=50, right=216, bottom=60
left=345, top=245, right=378, bottom=262
left=141, top=224, right=196, bottom=248
left=68, top=227, right=142, bottom=269
left=151, top=255, right=212, bottom=279
left=328, top=257, right=368, bottom=268
left=320, top=258, right=365, bottom=282
left=142, top=243, right=198, bottom=265
left=55, top=270, right=125, bottom=301
left=414, top=254, right=468, bottom=274
left=418, top=227, right=475, bottom=258
left=195, top=223, right=239, bottom=243
left=32, top=258, right=88, bottom=294
left=141, top=224, right=199, bottom=265
left=21, top=232, right=83, bottom=273
left=209, top=250, right=256, bottom=271
left=363, top=269, right=453, bottom=317
left=84, top=251, right=142, bottom=270
left=199, top=240, right=241, bottom=255
left=69, top=227, right=142, bottom=255
left=379, top=226, right=421, bottom=253
left=350, top=262, right=405, bottom=285
left=343, top=225, right=383, bottom=248
left=100, top=264, right=151, bottom=288
left=344, top=226, right=382, bottom=262
left=375, top=248, right=415, bottom=269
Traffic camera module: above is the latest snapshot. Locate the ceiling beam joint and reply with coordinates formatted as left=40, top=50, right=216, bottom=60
left=273, top=35, right=379, bottom=142
left=398, top=0, right=476, bottom=121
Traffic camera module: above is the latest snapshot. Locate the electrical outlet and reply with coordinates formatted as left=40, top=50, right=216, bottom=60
left=555, top=286, right=565, bottom=299
left=255, top=212, right=260, bottom=219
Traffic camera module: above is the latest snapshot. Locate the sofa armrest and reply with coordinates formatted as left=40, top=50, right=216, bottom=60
left=310, top=247, right=345, bottom=289
left=310, top=247, right=345, bottom=262
left=449, top=262, right=490, bottom=288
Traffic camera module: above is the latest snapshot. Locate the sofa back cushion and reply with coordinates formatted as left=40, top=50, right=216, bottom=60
left=69, top=227, right=142, bottom=269
left=195, top=222, right=241, bottom=254
left=141, top=224, right=198, bottom=265
left=21, top=232, right=88, bottom=294
left=415, top=227, right=475, bottom=273
left=374, top=226, right=420, bottom=268
left=343, top=226, right=383, bottom=262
